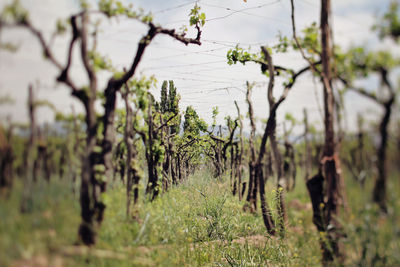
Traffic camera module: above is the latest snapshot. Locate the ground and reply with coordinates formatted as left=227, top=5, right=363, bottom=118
left=0, top=169, right=399, bottom=266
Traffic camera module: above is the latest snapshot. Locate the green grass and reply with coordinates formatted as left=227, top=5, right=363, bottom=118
left=0, top=167, right=399, bottom=266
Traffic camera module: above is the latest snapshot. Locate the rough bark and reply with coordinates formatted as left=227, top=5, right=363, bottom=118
left=234, top=101, right=244, bottom=201
left=244, top=82, right=258, bottom=213
left=230, top=143, right=236, bottom=195
left=373, top=94, right=394, bottom=212
left=254, top=47, right=278, bottom=235
left=320, top=0, right=343, bottom=261
left=261, top=48, right=287, bottom=235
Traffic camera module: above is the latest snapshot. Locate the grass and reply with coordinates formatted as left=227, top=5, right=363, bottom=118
left=0, top=167, right=399, bottom=266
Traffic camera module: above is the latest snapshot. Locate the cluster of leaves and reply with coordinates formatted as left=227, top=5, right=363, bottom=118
left=0, top=95, right=14, bottom=105
left=284, top=112, right=297, bottom=136
left=32, top=99, right=58, bottom=113
left=226, top=44, right=292, bottom=84
left=88, top=51, right=114, bottom=73
left=273, top=23, right=320, bottom=59
left=97, top=0, right=153, bottom=23
left=179, top=106, right=209, bottom=166
left=212, top=106, right=219, bottom=128
left=294, top=22, right=320, bottom=56
left=0, top=0, right=26, bottom=50
left=183, top=106, right=208, bottom=138
left=335, top=46, right=400, bottom=82
left=373, top=0, right=400, bottom=41
left=55, top=19, right=67, bottom=35
left=274, top=33, right=290, bottom=53
left=189, top=4, right=206, bottom=27
left=0, top=0, right=28, bottom=24
left=334, top=2, right=400, bottom=83
left=224, top=115, right=237, bottom=134
left=227, top=45, right=260, bottom=66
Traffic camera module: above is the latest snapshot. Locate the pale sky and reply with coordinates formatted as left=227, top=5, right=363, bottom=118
left=0, top=0, right=397, bottom=135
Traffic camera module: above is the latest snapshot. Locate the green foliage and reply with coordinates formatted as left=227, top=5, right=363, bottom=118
left=189, top=4, right=206, bottom=27
left=79, top=0, right=90, bottom=9
left=0, top=94, right=14, bottom=105
left=156, top=80, right=181, bottom=135
left=167, top=81, right=179, bottom=115
left=284, top=112, right=296, bottom=124
left=335, top=44, right=400, bottom=84
left=98, top=0, right=152, bottom=22
left=226, top=44, right=299, bottom=87
left=227, top=45, right=259, bottom=65
left=309, top=124, right=317, bottom=136
left=224, top=115, right=237, bottom=131
left=160, top=81, right=168, bottom=113
left=183, top=106, right=207, bottom=137
left=298, top=22, right=320, bottom=54
left=54, top=111, right=85, bottom=123
left=373, top=0, right=400, bottom=41
left=88, top=51, right=114, bottom=72
left=273, top=32, right=290, bottom=53
left=211, top=106, right=219, bottom=127
left=274, top=23, right=321, bottom=60
left=0, top=0, right=28, bottom=24
left=0, top=41, right=19, bottom=52
left=55, top=19, right=67, bottom=35
left=127, top=75, right=157, bottom=113
left=284, top=112, right=297, bottom=136
left=177, top=106, right=208, bottom=168
left=32, top=99, right=57, bottom=113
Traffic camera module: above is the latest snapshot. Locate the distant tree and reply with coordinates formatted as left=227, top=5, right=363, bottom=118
left=339, top=1, right=399, bottom=212
left=373, top=0, right=400, bottom=41
left=227, top=40, right=317, bottom=235
left=243, top=82, right=258, bottom=213
left=337, top=48, right=399, bottom=212
left=342, top=113, right=369, bottom=186
left=204, top=107, right=238, bottom=179
left=179, top=105, right=208, bottom=179
left=159, top=80, right=181, bottom=187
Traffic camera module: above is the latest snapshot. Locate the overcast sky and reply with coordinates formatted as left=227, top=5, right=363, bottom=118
left=0, top=0, right=397, bottom=134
